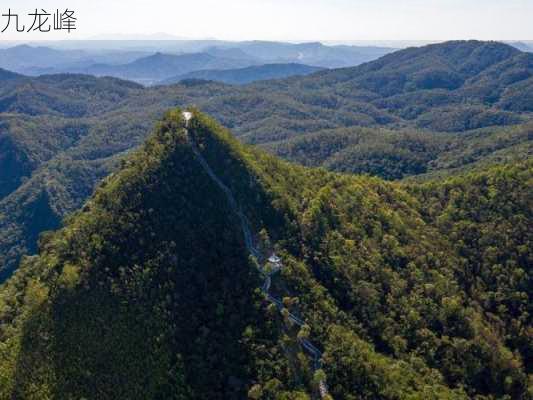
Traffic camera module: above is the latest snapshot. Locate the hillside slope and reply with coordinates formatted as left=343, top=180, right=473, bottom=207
left=267, top=122, right=533, bottom=180
left=1, top=110, right=530, bottom=399
left=224, top=40, right=532, bottom=143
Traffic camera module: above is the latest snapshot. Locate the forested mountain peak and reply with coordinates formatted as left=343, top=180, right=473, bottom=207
left=0, top=110, right=290, bottom=398
left=0, top=110, right=530, bottom=399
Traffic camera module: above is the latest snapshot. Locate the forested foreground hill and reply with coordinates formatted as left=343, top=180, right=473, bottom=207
left=1, top=40, right=532, bottom=279
left=0, top=111, right=531, bottom=399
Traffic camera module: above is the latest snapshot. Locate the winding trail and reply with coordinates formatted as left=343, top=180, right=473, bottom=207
left=183, top=112, right=329, bottom=398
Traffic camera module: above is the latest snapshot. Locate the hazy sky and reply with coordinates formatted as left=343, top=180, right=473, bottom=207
left=1, top=0, right=532, bottom=41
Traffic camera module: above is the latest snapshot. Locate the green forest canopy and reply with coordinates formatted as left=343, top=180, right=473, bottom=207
left=0, top=110, right=530, bottom=399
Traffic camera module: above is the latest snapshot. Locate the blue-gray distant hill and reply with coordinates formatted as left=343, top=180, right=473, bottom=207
left=0, top=45, right=88, bottom=72
left=72, top=52, right=257, bottom=85
left=235, top=41, right=395, bottom=67
left=0, top=42, right=395, bottom=84
left=162, top=63, right=325, bottom=85
left=0, top=68, right=24, bottom=82
left=0, top=44, right=150, bottom=75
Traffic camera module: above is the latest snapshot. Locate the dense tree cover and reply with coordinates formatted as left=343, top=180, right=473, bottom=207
left=0, top=111, right=304, bottom=399
left=0, top=110, right=531, bottom=399
left=412, top=163, right=532, bottom=376
left=0, top=106, right=158, bottom=277
left=1, top=40, right=533, bottom=278
left=0, top=155, right=120, bottom=282
left=269, top=122, right=533, bottom=180
left=274, top=166, right=532, bottom=399
left=189, top=113, right=532, bottom=398
left=268, top=127, right=447, bottom=180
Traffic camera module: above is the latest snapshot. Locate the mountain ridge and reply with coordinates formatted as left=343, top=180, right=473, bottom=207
left=71, top=52, right=258, bottom=85
left=162, top=63, right=325, bottom=85
left=0, top=109, right=530, bottom=398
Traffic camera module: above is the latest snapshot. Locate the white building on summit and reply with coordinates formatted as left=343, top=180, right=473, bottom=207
left=268, top=254, right=282, bottom=267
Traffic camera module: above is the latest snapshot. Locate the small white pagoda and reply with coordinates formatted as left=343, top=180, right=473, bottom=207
left=268, top=253, right=282, bottom=267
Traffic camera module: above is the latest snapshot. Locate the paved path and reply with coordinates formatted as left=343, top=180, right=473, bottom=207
left=183, top=112, right=329, bottom=398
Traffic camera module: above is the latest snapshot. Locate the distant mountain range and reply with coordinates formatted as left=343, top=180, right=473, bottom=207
left=0, top=41, right=395, bottom=85
left=235, top=41, right=395, bottom=67
left=162, top=63, right=325, bottom=85
left=0, top=45, right=151, bottom=74
left=0, top=45, right=88, bottom=70
left=68, top=52, right=258, bottom=85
